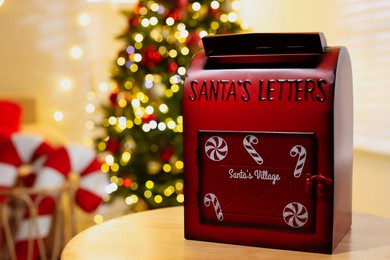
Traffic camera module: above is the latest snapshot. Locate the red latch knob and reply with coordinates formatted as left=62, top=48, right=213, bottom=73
left=305, top=173, right=332, bottom=198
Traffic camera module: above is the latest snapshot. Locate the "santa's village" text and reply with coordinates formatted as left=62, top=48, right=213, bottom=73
left=228, top=168, right=281, bottom=185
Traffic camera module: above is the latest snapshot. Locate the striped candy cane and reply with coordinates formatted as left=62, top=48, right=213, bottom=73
left=204, top=193, right=223, bottom=221
left=243, top=135, right=263, bottom=165
left=290, top=145, right=306, bottom=178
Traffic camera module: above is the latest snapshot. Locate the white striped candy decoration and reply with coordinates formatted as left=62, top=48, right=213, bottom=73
left=0, top=133, right=53, bottom=201
left=283, top=202, right=308, bottom=228
left=204, top=136, right=228, bottom=162
left=290, top=145, right=306, bottom=178
left=14, top=143, right=108, bottom=260
left=204, top=193, right=224, bottom=221
left=243, top=135, right=263, bottom=165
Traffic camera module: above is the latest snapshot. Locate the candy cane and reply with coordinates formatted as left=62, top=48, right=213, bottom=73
left=204, top=193, right=223, bottom=221
left=14, top=143, right=108, bottom=260
left=243, top=135, right=263, bottom=165
left=290, top=145, right=306, bottom=178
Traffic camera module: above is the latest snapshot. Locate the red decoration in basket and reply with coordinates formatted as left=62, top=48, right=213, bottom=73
left=0, top=133, right=54, bottom=201
left=13, top=143, right=108, bottom=260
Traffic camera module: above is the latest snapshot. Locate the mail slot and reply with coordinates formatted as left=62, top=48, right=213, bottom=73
left=183, top=33, right=353, bottom=254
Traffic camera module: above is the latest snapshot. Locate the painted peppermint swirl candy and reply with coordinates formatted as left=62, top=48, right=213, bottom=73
left=205, top=136, right=228, bottom=161
left=283, top=202, right=308, bottom=228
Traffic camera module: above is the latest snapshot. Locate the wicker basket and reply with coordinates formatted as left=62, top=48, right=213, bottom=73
left=0, top=181, right=75, bottom=260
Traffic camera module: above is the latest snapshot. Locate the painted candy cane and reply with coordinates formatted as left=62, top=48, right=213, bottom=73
left=243, top=135, right=263, bottom=165
left=204, top=193, right=223, bottom=221
left=290, top=145, right=306, bottom=178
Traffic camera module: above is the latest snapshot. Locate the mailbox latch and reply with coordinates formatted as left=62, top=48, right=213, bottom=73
left=305, top=173, right=332, bottom=198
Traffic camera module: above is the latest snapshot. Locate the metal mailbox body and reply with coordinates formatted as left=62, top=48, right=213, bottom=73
left=183, top=33, right=353, bottom=254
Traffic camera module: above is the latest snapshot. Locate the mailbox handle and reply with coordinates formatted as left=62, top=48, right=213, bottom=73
left=202, top=33, right=327, bottom=56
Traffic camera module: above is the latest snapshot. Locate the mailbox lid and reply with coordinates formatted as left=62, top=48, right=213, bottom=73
left=202, top=33, right=327, bottom=69
left=202, top=33, right=327, bottom=56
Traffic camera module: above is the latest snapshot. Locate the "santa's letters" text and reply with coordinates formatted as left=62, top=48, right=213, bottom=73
left=188, top=79, right=328, bottom=102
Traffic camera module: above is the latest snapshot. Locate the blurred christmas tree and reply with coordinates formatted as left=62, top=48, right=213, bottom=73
left=95, top=0, right=245, bottom=211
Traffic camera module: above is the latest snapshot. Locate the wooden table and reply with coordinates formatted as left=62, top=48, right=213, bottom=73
left=62, top=206, right=390, bottom=259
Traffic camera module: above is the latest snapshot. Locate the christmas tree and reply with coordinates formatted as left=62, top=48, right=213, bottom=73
left=95, top=0, right=245, bottom=211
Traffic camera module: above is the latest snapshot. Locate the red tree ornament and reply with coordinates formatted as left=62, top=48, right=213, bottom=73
left=167, top=0, right=188, bottom=20
left=129, top=17, right=140, bottom=27
left=186, top=31, right=202, bottom=48
left=142, top=113, right=157, bottom=124
left=123, top=178, right=132, bottom=188
left=109, top=92, right=119, bottom=107
left=167, top=61, right=178, bottom=73
left=142, top=45, right=162, bottom=68
left=160, top=146, right=174, bottom=162
left=106, top=137, right=120, bottom=154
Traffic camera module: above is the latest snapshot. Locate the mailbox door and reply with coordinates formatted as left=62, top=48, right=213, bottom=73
left=198, top=131, right=317, bottom=233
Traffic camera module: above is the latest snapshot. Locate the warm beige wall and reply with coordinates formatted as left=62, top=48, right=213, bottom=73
left=240, top=0, right=390, bottom=218
left=353, top=150, right=390, bottom=218
left=240, top=0, right=338, bottom=42
left=0, top=1, right=127, bottom=144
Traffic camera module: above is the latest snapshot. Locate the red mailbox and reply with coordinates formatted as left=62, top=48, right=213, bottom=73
left=183, top=33, right=353, bottom=254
